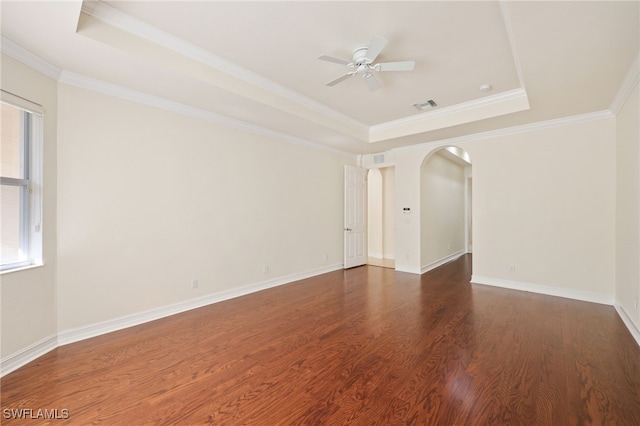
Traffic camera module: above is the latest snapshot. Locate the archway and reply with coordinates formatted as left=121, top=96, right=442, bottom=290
left=419, top=146, right=472, bottom=273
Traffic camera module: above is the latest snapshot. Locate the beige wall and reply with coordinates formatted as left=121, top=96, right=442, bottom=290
left=381, top=167, right=395, bottom=259
left=383, top=117, right=616, bottom=299
left=468, top=119, right=616, bottom=297
left=56, top=84, right=352, bottom=332
left=615, top=82, right=640, bottom=330
left=367, top=167, right=395, bottom=260
left=420, top=152, right=465, bottom=268
left=1, top=55, right=58, bottom=358
left=367, top=169, right=383, bottom=258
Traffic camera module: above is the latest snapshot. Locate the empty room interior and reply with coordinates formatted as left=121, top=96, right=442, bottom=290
left=1, top=1, right=639, bottom=424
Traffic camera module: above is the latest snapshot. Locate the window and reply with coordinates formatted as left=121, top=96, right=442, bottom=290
left=1, top=91, right=43, bottom=272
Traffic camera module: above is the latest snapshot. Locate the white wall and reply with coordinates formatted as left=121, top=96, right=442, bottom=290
left=367, top=169, right=383, bottom=258
left=56, top=83, right=352, bottom=332
left=377, top=117, right=616, bottom=301
left=1, top=55, right=58, bottom=358
left=381, top=167, right=395, bottom=259
left=367, top=167, right=395, bottom=260
left=468, top=119, right=616, bottom=300
left=615, top=82, right=640, bottom=332
left=420, top=152, right=465, bottom=269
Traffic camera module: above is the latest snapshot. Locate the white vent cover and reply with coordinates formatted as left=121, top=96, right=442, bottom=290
left=373, top=154, right=385, bottom=164
left=413, top=100, right=437, bottom=111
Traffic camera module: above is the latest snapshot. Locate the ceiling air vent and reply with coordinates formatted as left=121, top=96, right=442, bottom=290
left=413, top=100, right=437, bottom=111
left=373, top=154, right=385, bottom=164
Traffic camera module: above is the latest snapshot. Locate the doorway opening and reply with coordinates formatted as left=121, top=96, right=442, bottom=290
left=420, top=146, right=472, bottom=274
left=367, top=167, right=395, bottom=269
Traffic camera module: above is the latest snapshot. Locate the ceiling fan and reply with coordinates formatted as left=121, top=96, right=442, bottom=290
left=319, top=36, right=415, bottom=91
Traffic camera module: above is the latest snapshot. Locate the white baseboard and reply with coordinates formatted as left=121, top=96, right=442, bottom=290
left=421, top=250, right=465, bottom=274
left=5, top=265, right=635, bottom=378
left=614, top=304, right=640, bottom=347
left=369, top=252, right=395, bottom=260
left=394, top=264, right=421, bottom=274
left=471, top=275, right=614, bottom=305
left=58, top=263, right=343, bottom=346
left=1, top=334, right=57, bottom=378
left=5, top=263, right=343, bottom=375
left=470, top=276, right=640, bottom=348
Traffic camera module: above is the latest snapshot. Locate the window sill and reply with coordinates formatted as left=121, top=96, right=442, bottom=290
left=0, top=262, right=44, bottom=275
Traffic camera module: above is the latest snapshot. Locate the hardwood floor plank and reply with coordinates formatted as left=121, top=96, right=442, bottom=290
left=534, top=298, right=568, bottom=426
left=2, top=255, right=639, bottom=425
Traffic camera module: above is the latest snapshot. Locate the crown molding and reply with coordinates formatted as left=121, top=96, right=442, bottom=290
left=609, top=52, right=639, bottom=114
left=471, top=109, right=614, bottom=141
left=3, top=14, right=628, bottom=157
left=372, top=88, right=527, bottom=134
left=80, top=1, right=368, bottom=136
left=370, top=88, right=529, bottom=142
left=365, top=0, right=529, bottom=143
left=81, top=1, right=535, bottom=145
left=389, top=109, right=614, bottom=154
left=2, top=35, right=356, bottom=158
left=58, top=70, right=356, bottom=159
left=0, top=36, right=62, bottom=81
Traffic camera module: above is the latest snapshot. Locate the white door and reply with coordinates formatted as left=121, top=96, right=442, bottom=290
left=344, top=165, right=367, bottom=268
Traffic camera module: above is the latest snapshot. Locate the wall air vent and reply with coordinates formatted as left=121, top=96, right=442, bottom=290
left=413, top=100, right=437, bottom=111
left=373, top=154, right=385, bottom=164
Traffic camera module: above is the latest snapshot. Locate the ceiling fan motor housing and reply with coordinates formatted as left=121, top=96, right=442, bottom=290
left=319, top=36, right=414, bottom=91
left=353, top=46, right=372, bottom=66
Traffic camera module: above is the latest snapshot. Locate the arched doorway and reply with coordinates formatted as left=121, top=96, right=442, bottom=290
left=420, top=146, right=472, bottom=273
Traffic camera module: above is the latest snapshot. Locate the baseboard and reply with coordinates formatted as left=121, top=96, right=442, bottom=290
left=470, top=275, right=614, bottom=305
left=368, top=251, right=384, bottom=259
left=471, top=276, right=640, bottom=348
left=1, top=334, right=57, bottom=378
left=6, top=263, right=343, bottom=375
left=58, top=262, right=343, bottom=346
left=394, top=264, right=422, bottom=274
left=421, top=250, right=465, bottom=274
left=6, top=265, right=632, bottom=378
left=383, top=253, right=395, bottom=260
left=614, top=304, right=640, bottom=347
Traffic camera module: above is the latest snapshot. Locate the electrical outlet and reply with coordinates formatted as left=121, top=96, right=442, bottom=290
left=263, top=265, right=269, bottom=273
left=191, top=279, right=198, bottom=289
left=635, top=298, right=638, bottom=310
left=508, top=265, right=516, bottom=273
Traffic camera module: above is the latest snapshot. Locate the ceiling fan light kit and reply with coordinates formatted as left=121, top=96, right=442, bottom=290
left=319, top=36, right=415, bottom=92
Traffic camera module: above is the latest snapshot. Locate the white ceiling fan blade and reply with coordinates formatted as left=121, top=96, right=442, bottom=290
left=376, top=61, right=415, bottom=72
left=327, top=73, right=353, bottom=86
left=318, top=55, right=352, bottom=66
left=364, top=36, right=388, bottom=63
left=363, top=73, right=381, bottom=91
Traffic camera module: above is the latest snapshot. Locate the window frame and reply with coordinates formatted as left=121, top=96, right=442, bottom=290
left=1, top=90, right=44, bottom=273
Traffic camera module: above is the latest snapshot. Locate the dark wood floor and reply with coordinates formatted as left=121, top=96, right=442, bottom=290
left=2, top=255, right=639, bottom=425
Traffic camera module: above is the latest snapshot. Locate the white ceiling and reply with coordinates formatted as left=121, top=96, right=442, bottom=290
left=1, top=1, right=638, bottom=154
